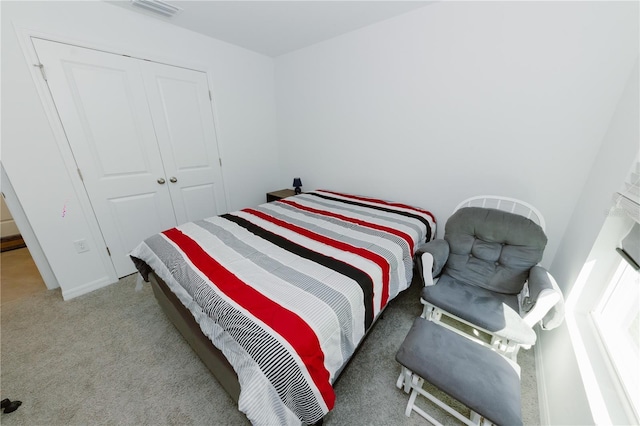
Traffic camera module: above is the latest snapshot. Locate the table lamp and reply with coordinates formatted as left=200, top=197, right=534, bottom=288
left=292, top=178, right=302, bottom=194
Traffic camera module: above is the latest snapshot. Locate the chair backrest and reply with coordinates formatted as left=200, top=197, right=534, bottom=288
left=443, top=206, right=548, bottom=295
left=454, top=196, right=546, bottom=231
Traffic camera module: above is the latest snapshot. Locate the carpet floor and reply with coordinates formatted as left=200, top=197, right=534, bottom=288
left=0, top=273, right=540, bottom=425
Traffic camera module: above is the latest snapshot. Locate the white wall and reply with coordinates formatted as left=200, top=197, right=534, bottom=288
left=2, top=1, right=638, bottom=421
left=1, top=1, right=279, bottom=298
left=538, top=60, right=639, bottom=425
left=275, top=1, right=639, bottom=268
left=550, top=58, right=640, bottom=298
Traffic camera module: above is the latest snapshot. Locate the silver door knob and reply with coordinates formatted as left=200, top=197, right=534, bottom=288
left=157, top=178, right=166, bottom=184
left=169, top=177, right=178, bottom=183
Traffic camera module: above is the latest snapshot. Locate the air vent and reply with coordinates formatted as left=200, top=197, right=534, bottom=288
left=130, top=0, right=182, bottom=18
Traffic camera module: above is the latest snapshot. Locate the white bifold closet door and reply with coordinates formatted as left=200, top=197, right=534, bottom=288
left=33, top=38, right=227, bottom=277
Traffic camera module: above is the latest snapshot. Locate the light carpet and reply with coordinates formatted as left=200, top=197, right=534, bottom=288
left=0, top=273, right=539, bottom=425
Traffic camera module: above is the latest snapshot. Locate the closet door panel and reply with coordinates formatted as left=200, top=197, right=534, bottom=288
left=179, top=184, right=218, bottom=223
left=33, top=39, right=177, bottom=277
left=142, top=62, right=227, bottom=225
left=107, top=193, right=174, bottom=258
left=69, top=66, right=149, bottom=176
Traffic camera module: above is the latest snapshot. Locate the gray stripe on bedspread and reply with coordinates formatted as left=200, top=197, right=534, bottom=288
left=256, top=203, right=406, bottom=297
left=195, top=219, right=356, bottom=360
left=144, top=233, right=325, bottom=424
left=285, top=197, right=421, bottom=283
left=297, top=194, right=426, bottom=242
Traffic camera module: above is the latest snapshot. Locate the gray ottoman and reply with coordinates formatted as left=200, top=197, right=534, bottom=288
left=395, top=318, right=523, bottom=426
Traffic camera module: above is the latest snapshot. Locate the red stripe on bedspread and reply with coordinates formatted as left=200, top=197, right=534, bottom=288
left=279, top=199, right=415, bottom=254
left=245, top=208, right=391, bottom=309
left=319, top=190, right=436, bottom=222
left=162, top=227, right=335, bottom=410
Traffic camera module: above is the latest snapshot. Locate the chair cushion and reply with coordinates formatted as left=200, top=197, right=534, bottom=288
left=396, top=318, right=523, bottom=426
left=444, top=207, right=547, bottom=294
left=422, top=275, right=537, bottom=345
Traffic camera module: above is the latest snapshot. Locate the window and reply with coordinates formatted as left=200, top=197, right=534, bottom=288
left=564, top=195, right=639, bottom=424
left=592, top=259, right=640, bottom=419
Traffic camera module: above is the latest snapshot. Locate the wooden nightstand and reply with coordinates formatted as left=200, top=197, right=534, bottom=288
left=266, top=189, right=297, bottom=203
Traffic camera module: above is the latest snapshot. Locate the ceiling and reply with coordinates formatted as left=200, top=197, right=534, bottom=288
left=106, top=1, right=433, bottom=57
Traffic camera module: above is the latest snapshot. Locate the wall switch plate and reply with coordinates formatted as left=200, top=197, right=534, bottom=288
left=73, top=239, right=89, bottom=253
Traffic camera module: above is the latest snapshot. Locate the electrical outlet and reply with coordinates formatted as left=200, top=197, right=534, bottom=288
left=74, top=239, right=89, bottom=253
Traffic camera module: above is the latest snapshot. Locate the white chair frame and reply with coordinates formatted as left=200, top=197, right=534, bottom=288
left=419, top=196, right=560, bottom=360
left=453, top=195, right=546, bottom=231
left=395, top=367, right=498, bottom=426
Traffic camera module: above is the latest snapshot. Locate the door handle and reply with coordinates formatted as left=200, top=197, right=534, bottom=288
left=157, top=178, right=166, bottom=184
left=169, top=177, right=178, bottom=183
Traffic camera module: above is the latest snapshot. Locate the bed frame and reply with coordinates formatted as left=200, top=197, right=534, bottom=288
left=149, top=272, right=241, bottom=402
left=147, top=268, right=398, bottom=422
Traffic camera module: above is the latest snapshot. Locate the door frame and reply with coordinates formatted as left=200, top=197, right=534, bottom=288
left=12, top=24, right=230, bottom=286
left=1, top=163, right=59, bottom=290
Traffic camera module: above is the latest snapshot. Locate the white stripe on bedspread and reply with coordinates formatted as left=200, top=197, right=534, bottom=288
left=178, top=221, right=348, bottom=378
left=203, top=215, right=367, bottom=355
left=261, top=201, right=407, bottom=299
left=232, top=209, right=388, bottom=316
left=293, top=193, right=426, bottom=244
left=130, top=240, right=307, bottom=425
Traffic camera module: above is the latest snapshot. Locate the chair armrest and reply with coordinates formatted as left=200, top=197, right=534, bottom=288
left=415, top=240, right=449, bottom=277
left=417, top=252, right=435, bottom=286
left=520, top=266, right=564, bottom=329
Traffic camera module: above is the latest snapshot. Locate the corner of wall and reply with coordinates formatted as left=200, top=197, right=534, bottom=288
left=539, top=57, right=639, bottom=426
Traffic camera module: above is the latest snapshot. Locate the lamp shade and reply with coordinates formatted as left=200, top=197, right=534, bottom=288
left=292, top=178, right=302, bottom=187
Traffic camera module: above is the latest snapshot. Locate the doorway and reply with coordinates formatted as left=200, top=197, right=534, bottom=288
left=0, top=196, right=48, bottom=305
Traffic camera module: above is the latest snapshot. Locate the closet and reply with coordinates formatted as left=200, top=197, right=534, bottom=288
left=33, top=38, right=227, bottom=277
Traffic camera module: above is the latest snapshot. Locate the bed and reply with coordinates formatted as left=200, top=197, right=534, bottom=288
left=130, top=189, right=436, bottom=425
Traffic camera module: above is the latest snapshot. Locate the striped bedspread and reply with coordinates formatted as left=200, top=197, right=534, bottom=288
left=130, top=190, right=436, bottom=425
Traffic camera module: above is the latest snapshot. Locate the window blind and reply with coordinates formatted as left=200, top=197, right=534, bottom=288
left=615, top=160, right=640, bottom=270
left=614, top=160, right=639, bottom=223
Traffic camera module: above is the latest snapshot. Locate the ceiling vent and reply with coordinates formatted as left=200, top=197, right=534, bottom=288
left=130, top=0, right=182, bottom=18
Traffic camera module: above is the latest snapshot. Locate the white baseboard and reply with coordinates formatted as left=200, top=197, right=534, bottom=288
left=61, top=276, right=116, bottom=300
left=535, top=331, right=551, bottom=425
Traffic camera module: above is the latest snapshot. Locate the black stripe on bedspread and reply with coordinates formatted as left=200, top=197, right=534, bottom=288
left=222, top=213, right=375, bottom=330
left=258, top=202, right=404, bottom=299
left=309, top=192, right=433, bottom=241
left=195, top=218, right=357, bottom=361
left=143, top=233, right=327, bottom=424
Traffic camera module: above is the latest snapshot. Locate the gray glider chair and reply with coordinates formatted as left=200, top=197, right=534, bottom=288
left=416, top=196, right=564, bottom=360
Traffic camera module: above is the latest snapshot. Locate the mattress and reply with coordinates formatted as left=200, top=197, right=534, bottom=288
left=130, top=189, right=436, bottom=425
